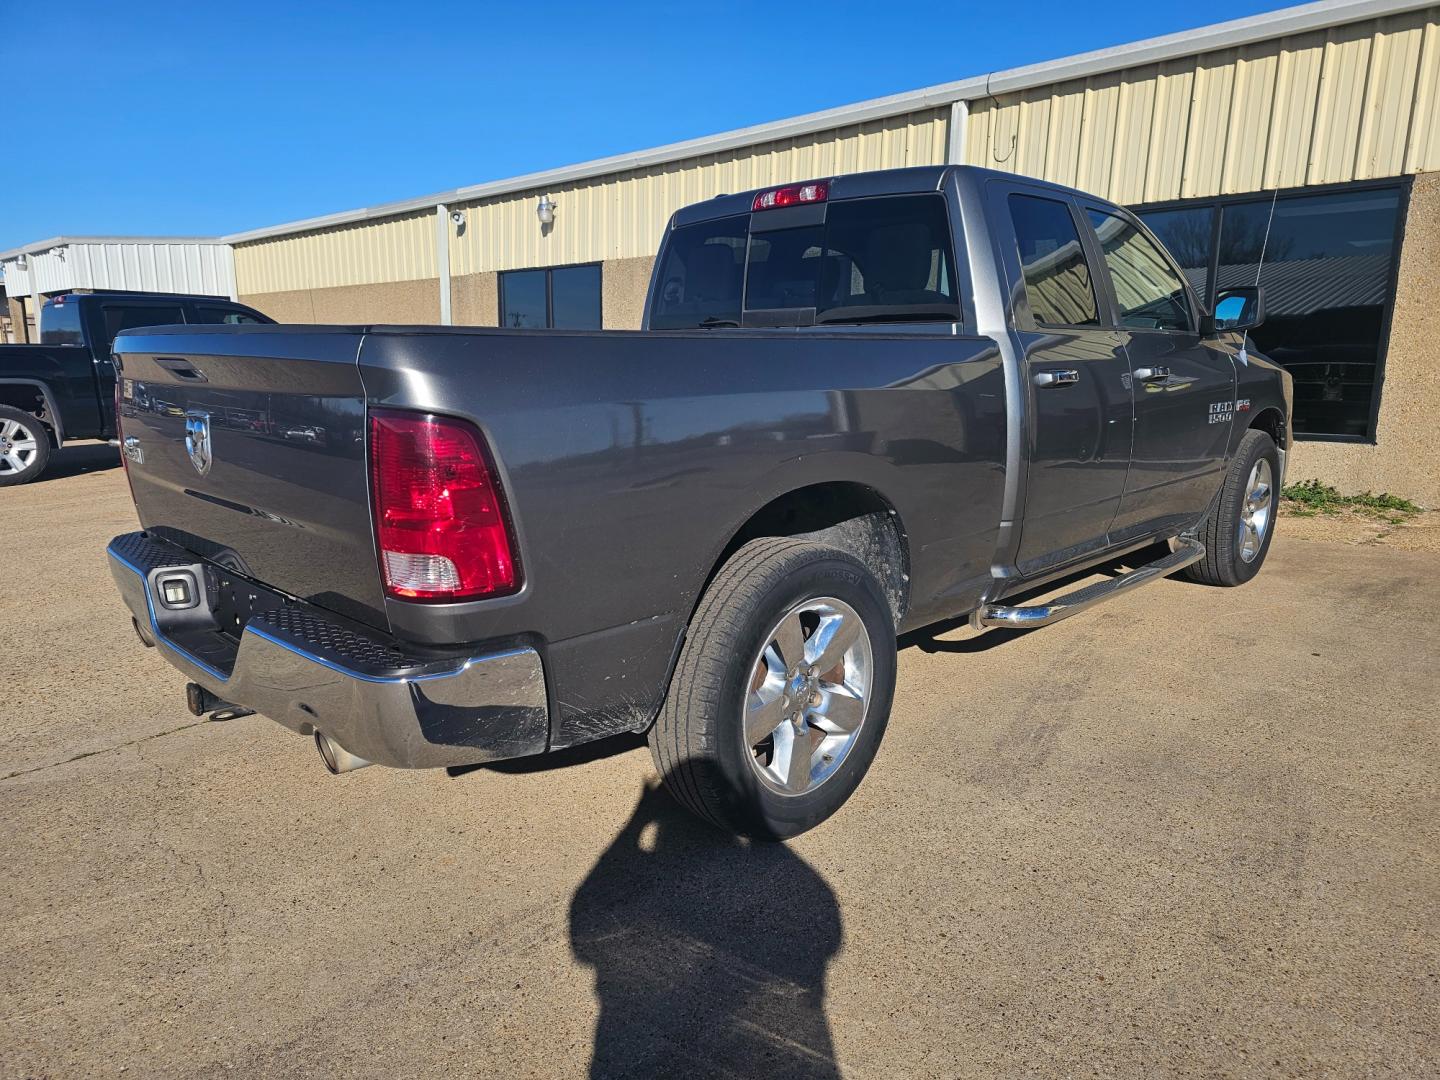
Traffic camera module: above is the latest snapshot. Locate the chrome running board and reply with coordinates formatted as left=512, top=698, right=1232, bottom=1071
left=973, top=538, right=1205, bottom=630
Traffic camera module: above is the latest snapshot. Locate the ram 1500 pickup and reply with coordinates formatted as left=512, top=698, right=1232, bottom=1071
left=105, top=166, right=1290, bottom=838
left=0, top=291, right=272, bottom=484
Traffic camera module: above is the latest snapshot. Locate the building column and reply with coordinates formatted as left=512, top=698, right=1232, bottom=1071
left=7, top=294, right=31, bottom=343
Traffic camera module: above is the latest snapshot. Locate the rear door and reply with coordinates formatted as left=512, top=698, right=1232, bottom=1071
left=87, top=300, right=187, bottom=434
left=1079, top=203, right=1235, bottom=541
left=35, top=297, right=104, bottom=436
left=995, top=184, right=1134, bottom=576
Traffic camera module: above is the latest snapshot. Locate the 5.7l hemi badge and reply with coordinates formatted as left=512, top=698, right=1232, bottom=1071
left=1208, top=401, right=1234, bottom=424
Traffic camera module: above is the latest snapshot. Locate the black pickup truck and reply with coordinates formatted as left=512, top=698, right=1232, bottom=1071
left=0, top=291, right=272, bottom=484
left=105, top=165, right=1290, bottom=838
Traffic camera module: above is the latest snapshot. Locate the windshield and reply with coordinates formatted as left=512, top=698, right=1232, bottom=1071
left=649, top=193, right=959, bottom=329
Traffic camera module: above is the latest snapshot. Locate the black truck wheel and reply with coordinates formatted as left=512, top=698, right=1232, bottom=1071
left=1182, top=428, right=1280, bottom=587
left=0, top=406, right=51, bottom=486
left=650, top=537, right=897, bottom=840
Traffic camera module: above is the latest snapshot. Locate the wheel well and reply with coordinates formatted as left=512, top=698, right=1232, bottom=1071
left=0, top=384, right=58, bottom=445
left=711, top=482, right=911, bottom=623
left=1249, top=407, right=1286, bottom=450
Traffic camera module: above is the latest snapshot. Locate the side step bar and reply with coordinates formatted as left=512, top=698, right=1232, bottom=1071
left=973, top=538, right=1205, bottom=630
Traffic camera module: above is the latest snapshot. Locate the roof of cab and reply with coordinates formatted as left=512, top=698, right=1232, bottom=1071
left=668, top=164, right=1105, bottom=229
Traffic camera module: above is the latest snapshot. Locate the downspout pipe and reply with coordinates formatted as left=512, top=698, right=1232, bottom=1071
left=436, top=203, right=452, bottom=326
left=947, top=99, right=970, bottom=165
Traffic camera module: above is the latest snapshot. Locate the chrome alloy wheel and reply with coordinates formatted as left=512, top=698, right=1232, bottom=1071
left=1237, top=457, right=1274, bottom=564
left=743, top=596, right=872, bottom=797
left=0, top=416, right=39, bottom=476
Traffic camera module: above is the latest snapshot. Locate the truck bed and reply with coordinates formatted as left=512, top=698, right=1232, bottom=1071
left=114, top=321, right=1009, bottom=745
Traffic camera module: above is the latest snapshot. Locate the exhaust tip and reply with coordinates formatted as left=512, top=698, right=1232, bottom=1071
left=315, top=730, right=372, bottom=774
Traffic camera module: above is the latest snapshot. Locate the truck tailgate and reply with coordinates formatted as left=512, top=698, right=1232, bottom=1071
left=114, top=327, right=388, bottom=630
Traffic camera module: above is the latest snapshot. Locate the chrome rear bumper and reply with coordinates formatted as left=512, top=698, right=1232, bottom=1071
left=107, top=531, right=549, bottom=769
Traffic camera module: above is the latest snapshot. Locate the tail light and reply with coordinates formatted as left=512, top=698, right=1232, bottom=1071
left=368, top=409, right=521, bottom=602
left=752, top=181, right=829, bottom=212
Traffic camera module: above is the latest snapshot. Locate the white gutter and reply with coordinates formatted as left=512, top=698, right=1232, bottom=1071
left=0, top=236, right=223, bottom=261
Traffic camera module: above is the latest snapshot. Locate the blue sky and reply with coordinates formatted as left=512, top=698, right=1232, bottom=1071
left=1, top=0, right=1291, bottom=251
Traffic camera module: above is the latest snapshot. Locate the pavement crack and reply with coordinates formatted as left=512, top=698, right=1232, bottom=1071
left=0, top=719, right=212, bottom=781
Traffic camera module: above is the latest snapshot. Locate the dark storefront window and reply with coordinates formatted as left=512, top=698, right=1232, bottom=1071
left=499, top=264, right=601, bottom=329
left=1137, top=183, right=1406, bottom=441
left=1137, top=206, right=1213, bottom=299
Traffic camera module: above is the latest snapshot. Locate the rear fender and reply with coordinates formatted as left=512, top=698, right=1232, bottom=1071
left=0, top=379, right=65, bottom=444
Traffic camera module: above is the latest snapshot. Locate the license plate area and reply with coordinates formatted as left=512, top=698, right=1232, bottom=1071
left=142, top=562, right=288, bottom=679
left=207, top=567, right=287, bottom=642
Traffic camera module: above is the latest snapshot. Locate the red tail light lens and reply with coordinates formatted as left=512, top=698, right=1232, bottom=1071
left=368, top=409, right=521, bottom=602
left=752, top=181, right=829, bottom=211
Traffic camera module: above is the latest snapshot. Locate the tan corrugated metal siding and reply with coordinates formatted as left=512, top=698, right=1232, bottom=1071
left=233, top=210, right=437, bottom=294
left=964, top=6, right=1440, bottom=203
left=449, top=108, right=949, bottom=275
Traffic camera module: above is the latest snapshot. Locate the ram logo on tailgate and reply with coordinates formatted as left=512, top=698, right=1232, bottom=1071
left=184, top=411, right=212, bottom=476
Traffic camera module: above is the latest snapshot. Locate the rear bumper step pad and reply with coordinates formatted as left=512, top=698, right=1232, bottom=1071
left=107, top=530, right=550, bottom=769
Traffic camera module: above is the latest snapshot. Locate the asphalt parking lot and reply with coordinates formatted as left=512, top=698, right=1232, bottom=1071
left=3, top=445, right=1437, bottom=1078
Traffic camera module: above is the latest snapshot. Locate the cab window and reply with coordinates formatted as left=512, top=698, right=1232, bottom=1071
left=1007, top=194, right=1100, bottom=328
left=193, top=305, right=265, bottom=325
left=648, top=194, right=959, bottom=329
left=1085, top=209, right=1194, bottom=331
left=40, top=300, right=84, bottom=345
left=102, top=305, right=185, bottom=352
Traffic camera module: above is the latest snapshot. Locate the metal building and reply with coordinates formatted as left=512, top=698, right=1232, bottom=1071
left=6, top=0, right=1439, bottom=501
left=0, top=237, right=236, bottom=341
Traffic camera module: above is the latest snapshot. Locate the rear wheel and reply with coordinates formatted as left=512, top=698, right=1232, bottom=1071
left=649, top=537, right=897, bottom=839
left=1182, top=428, right=1279, bottom=586
left=0, top=406, right=50, bottom=486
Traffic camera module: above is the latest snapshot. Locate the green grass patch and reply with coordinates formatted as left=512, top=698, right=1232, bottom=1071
left=1281, top=479, right=1422, bottom=519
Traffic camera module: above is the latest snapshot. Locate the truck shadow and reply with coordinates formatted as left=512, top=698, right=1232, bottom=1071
left=568, top=780, right=843, bottom=1079
left=36, top=441, right=121, bottom=482
left=899, top=620, right=1033, bottom=654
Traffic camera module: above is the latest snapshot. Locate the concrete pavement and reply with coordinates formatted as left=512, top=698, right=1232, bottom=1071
left=2, top=447, right=1437, bottom=1078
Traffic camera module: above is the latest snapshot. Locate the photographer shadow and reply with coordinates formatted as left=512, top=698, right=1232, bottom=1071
left=569, top=780, right=843, bottom=1080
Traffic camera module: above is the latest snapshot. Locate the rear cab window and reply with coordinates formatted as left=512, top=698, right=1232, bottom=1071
left=192, top=305, right=265, bottom=325
left=40, top=299, right=84, bottom=345
left=649, top=193, right=960, bottom=329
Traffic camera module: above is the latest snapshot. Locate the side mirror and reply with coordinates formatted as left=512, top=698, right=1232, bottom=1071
left=1205, top=285, right=1265, bottom=334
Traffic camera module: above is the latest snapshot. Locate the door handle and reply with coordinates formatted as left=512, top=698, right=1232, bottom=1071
left=1033, top=369, right=1080, bottom=388
left=1133, top=366, right=1171, bottom=382
left=156, top=356, right=207, bottom=381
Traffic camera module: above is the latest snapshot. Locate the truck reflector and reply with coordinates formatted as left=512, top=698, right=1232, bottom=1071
left=752, top=181, right=829, bottom=211
left=368, top=409, right=521, bottom=602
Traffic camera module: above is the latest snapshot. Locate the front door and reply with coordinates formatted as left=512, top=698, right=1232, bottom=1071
left=1079, top=204, right=1236, bottom=542
left=999, top=186, right=1135, bottom=576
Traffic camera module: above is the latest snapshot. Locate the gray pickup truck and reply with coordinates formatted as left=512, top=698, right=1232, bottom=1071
left=105, top=165, right=1290, bottom=838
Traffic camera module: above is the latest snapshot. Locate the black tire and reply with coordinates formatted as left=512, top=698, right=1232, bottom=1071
left=649, top=538, right=897, bottom=840
left=0, top=406, right=51, bottom=487
left=1182, top=428, right=1280, bottom=587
